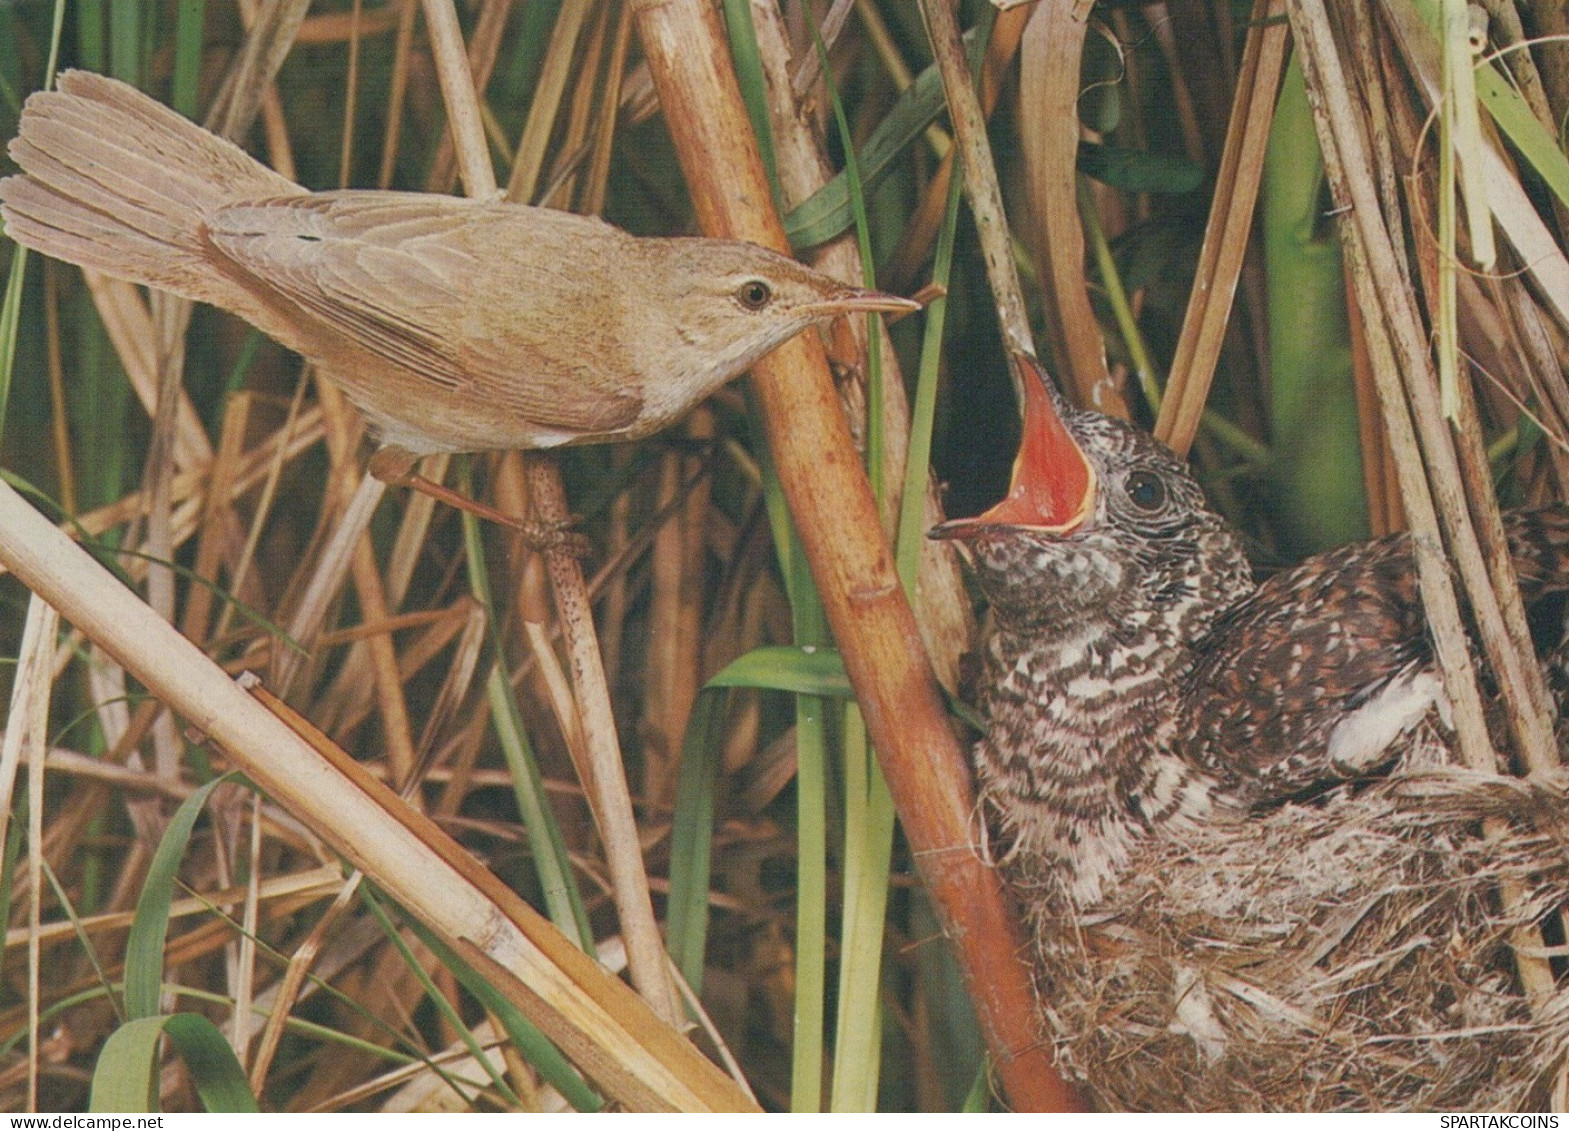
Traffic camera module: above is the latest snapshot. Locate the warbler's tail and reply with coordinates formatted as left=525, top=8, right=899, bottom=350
left=0, top=70, right=302, bottom=303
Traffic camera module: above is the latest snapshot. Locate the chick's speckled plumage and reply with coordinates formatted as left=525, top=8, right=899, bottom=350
left=935, top=355, right=1569, bottom=1111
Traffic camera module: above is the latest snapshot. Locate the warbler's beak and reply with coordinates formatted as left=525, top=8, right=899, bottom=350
left=929, top=352, right=1096, bottom=540
left=801, top=287, right=923, bottom=319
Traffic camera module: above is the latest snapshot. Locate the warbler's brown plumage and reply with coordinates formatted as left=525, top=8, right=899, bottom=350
left=1, top=71, right=915, bottom=463
left=933, top=353, right=1569, bottom=1111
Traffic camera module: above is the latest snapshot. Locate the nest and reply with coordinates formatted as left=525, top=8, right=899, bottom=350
left=1015, top=740, right=1569, bottom=1111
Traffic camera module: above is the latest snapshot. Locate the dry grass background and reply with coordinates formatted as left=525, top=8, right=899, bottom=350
left=0, top=0, right=1565, bottom=1113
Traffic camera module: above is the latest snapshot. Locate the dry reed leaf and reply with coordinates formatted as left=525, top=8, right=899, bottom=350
left=1020, top=1, right=1123, bottom=416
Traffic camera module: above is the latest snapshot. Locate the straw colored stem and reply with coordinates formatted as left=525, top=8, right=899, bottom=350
left=418, top=0, right=496, bottom=198
left=506, top=0, right=594, bottom=203
left=1288, top=0, right=1493, bottom=772
left=426, top=0, right=517, bottom=194
left=271, top=471, right=387, bottom=695
left=645, top=418, right=712, bottom=806
left=350, top=533, right=417, bottom=783
left=80, top=273, right=211, bottom=470
left=1377, top=0, right=1562, bottom=773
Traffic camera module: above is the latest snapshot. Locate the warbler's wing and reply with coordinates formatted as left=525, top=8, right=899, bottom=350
left=204, top=192, right=643, bottom=434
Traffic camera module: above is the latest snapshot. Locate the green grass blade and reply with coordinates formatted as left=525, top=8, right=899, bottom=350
left=1, top=985, right=117, bottom=1060
left=961, top=1057, right=992, bottom=1112
left=67, top=291, right=133, bottom=513
left=807, top=18, right=899, bottom=1108
left=109, top=0, right=142, bottom=87
left=790, top=684, right=830, bottom=1114
left=162, top=1013, right=259, bottom=1112
left=779, top=25, right=1204, bottom=250
left=1081, top=175, right=1161, bottom=414
left=720, top=0, right=781, bottom=203
left=76, top=0, right=106, bottom=73
left=735, top=389, right=834, bottom=1117
left=0, top=795, right=23, bottom=984
left=775, top=445, right=832, bottom=1116
left=1263, top=56, right=1366, bottom=554
left=0, top=245, right=28, bottom=447
left=361, top=889, right=519, bottom=1109
left=894, top=131, right=965, bottom=584
left=893, top=15, right=992, bottom=1107
left=0, top=0, right=62, bottom=451
left=829, top=706, right=895, bottom=1112
left=497, top=0, right=566, bottom=115
left=1078, top=141, right=1203, bottom=193
left=484, top=662, right=593, bottom=948
left=784, top=49, right=953, bottom=248
left=810, top=18, right=885, bottom=494
left=42, top=859, right=119, bottom=1021
left=0, top=6, right=21, bottom=116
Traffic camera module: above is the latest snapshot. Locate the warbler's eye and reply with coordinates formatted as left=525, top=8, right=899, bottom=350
left=736, top=280, right=773, bottom=310
left=1125, top=470, right=1167, bottom=512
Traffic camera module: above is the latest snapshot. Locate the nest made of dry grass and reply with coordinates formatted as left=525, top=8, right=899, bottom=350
left=1015, top=733, right=1569, bottom=1112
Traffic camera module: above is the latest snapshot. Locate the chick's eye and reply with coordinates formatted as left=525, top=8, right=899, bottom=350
left=736, top=280, right=773, bottom=310
left=1125, top=470, right=1167, bottom=512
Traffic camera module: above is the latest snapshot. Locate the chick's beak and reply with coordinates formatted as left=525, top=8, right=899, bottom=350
left=930, top=352, right=1096, bottom=540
